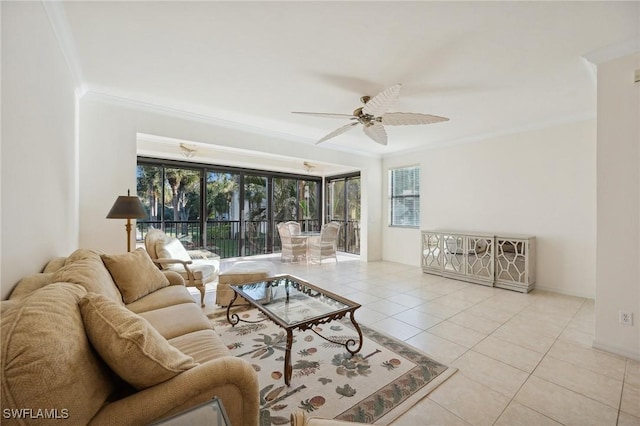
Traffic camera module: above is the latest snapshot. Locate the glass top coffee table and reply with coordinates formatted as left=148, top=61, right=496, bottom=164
left=226, top=274, right=363, bottom=386
left=152, top=397, right=230, bottom=425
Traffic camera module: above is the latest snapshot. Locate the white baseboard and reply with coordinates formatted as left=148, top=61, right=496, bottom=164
left=534, top=284, right=594, bottom=300
left=592, top=340, right=640, bottom=361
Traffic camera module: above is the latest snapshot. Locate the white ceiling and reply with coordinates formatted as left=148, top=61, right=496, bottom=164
left=58, top=1, right=638, bottom=158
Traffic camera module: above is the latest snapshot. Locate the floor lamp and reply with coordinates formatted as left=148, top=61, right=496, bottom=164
left=106, top=190, right=147, bottom=252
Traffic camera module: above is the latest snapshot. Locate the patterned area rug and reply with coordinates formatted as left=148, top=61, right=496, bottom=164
left=209, top=308, right=457, bottom=425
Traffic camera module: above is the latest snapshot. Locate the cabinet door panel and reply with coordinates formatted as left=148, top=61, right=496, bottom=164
left=442, top=234, right=465, bottom=274
left=496, top=239, right=527, bottom=284
left=466, top=236, right=494, bottom=280
left=422, top=232, right=442, bottom=270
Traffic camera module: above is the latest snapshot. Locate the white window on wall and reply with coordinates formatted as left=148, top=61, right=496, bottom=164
left=389, top=165, right=420, bottom=227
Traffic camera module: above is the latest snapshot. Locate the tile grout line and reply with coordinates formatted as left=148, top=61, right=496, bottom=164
left=460, top=297, right=536, bottom=426
left=497, top=297, right=622, bottom=426
left=351, top=268, right=627, bottom=424
left=485, top=297, right=563, bottom=425
left=214, top=261, right=633, bottom=425
left=504, top=298, right=586, bottom=424
left=424, top=396, right=475, bottom=426
left=396, top=288, right=531, bottom=425
left=416, top=289, right=584, bottom=425
left=616, top=360, right=628, bottom=425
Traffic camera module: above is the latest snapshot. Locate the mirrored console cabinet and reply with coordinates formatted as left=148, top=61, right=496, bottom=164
left=421, top=230, right=536, bottom=293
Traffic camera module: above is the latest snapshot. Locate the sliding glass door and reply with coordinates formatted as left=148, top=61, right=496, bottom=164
left=300, top=180, right=320, bottom=232
left=205, top=171, right=240, bottom=258
left=136, top=164, right=201, bottom=247
left=164, top=167, right=201, bottom=247
left=243, top=174, right=268, bottom=256
left=325, top=173, right=360, bottom=254
left=137, top=158, right=322, bottom=259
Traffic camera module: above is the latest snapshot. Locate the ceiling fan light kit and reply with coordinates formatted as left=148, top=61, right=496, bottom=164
left=293, top=83, right=449, bottom=146
left=179, top=143, right=197, bottom=158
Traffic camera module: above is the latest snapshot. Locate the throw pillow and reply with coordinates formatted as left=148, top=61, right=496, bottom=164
left=101, top=248, right=170, bottom=304
left=79, top=293, right=198, bottom=389
left=2, top=284, right=115, bottom=425
left=155, top=237, right=191, bottom=269
left=55, top=249, right=124, bottom=305
left=8, top=272, right=54, bottom=300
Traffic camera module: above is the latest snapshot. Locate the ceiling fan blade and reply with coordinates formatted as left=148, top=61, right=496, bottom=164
left=381, top=112, right=450, bottom=126
left=316, top=122, right=359, bottom=144
left=362, top=123, right=388, bottom=146
left=293, top=112, right=354, bottom=119
left=362, top=84, right=402, bottom=117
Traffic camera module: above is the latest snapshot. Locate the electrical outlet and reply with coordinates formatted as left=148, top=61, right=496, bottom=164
left=619, top=311, right=633, bottom=326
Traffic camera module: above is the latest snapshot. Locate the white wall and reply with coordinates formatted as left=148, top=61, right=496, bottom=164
left=78, top=95, right=382, bottom=260
left=1, top=2, right=78, bottom=300
left=594, top=52, right=640, bottom=360
left=383, top=120, right=597, bottom=298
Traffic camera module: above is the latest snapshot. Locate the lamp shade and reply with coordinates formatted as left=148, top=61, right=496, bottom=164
left=106, top=192, right=147, bottom=219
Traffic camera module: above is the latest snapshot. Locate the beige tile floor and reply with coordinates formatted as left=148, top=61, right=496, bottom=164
left=199, top=255, right=640, bottom=426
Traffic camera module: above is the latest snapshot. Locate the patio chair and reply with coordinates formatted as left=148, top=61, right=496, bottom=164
left=284, top=220, right=301, bottom=236
left=308, top=222, right=341, bottom=264
left=277, top=222, right=307, bottom=263
left=144, top=228, right=220, bottom=306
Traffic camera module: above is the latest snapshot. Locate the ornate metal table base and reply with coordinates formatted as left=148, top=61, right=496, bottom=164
left=225, top=276, right=363, bottom=386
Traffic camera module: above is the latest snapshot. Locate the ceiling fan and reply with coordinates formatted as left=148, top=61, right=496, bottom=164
left=293, top=84, right=449, bottom=146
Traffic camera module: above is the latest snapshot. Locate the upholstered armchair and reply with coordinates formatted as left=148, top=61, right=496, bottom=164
left=277, top=222, right=307, bottom=263
left=308, top=222, right=340, bottom=264
left=144, top=228, right=220, bottom=306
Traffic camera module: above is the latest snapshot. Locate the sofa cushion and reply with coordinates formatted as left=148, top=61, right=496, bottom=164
left=79, top=293, right=198, bottom=390
left=101, top=248, right=170, bottom=304
left=156, top=237, right=191, bottom=269
left=43, top=256, right=67, bottom=273
left=8, top=272, right=55, bottom=300
left=126, top=285, right=197, bottom=314
left=168, top=329, right=230, bottom=363
left=53, top=248, right=124, bottom=304
left=1, top=284, right=115, bottom=425
left=138, top=303, right=214, bottom=340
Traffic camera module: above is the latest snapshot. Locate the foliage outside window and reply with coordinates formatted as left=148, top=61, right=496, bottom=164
left=389, top=166, right=420, bottom=228
left=325, top=174, right=361, bottom=254
left=136, top=159, right=322, bottom=258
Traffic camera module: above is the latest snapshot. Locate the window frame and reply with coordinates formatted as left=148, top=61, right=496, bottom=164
left=388, top=165, right=420, bottom=228
left=325, top=172, right=361, bottom=254
left=136, top=156, right=322, bottom=257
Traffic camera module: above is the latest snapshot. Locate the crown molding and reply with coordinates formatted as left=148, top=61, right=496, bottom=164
left=583, top=37, right=640, bottom=65
left=41, top=0, right=87, bottom=96
left=384, top=113, right=596, bottom=159
left=83, top=91, right=382, bottom=159
left=83, top=90, right=594, bottom=162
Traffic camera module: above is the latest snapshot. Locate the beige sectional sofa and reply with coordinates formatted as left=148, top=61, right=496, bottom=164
left=1, top=248, right=258, bottom=425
